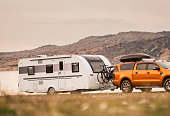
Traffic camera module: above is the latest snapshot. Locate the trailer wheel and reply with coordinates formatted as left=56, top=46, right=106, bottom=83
left=121, top=80, right=133, bottom=93
left=47, top=87, right=55, bottom=95
left=141, top=88, right=152, bottom=92
left=163, top=78, right=170, bottom=92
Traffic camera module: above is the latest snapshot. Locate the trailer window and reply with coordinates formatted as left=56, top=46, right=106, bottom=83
left=28, top=66, right=35, bottom=75
left=38, top=60, right=42, bottom=64
left=72, top=63, right=79, bottom=72
left=59, top=61, right=63, bottom=70
left=46, top=65, right=53, bottom=73
left=82, top=56, right=105, bottom=73
left=19, top=67, right=27, bottom=74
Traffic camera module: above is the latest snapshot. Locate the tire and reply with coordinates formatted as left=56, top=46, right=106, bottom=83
left=141, top=88, right=152, bottom=92
left=47, top=87, right=55, bottom=95
left=97, top=72, right=104, bottom=84
left=111, top=89, right=115, bottom=91
left=97, top=72, right=109, bottom=84
left=121, top=80, right=133, bottom=93
left=163, top=78, right=170, bottom=92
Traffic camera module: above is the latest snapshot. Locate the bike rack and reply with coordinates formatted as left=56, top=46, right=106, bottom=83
left=97, top=65, right=115, bottom=84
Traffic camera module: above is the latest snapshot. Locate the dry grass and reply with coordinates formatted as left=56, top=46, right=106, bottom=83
left=0, top=92, right=169, bottom=116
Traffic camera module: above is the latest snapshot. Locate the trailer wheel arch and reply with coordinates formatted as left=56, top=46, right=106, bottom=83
left=47, top=87, right=55, bottom=95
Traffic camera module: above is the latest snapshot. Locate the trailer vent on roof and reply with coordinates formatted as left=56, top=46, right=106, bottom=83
left=37, top=55, right=47, bottom=58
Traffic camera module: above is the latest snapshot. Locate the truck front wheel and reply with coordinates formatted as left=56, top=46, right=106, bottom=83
left=121, top=80, right=133, bottom=93
left=163, top=78, right=170, bottom=92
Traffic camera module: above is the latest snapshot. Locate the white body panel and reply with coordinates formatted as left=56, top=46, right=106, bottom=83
left=18, top=55, right=113, bottom=93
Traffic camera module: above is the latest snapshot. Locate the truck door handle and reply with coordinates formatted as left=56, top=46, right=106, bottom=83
left=135, top=72, right=138, bottom=74
left=147, top=72, right=150, bottom=74
left=160, top=72, right=163, bottom=75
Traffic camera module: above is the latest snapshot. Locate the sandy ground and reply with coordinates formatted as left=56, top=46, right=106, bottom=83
left=0, top=71, right=165, bottom=95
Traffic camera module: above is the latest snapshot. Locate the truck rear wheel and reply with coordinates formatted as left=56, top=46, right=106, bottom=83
left=121, top=80, right=133, bottom=93
left=47, top=87, right=55, bottom=95
left=163, top=78, right=170, bottom=92
left=141, top=88, right=152, bottom=92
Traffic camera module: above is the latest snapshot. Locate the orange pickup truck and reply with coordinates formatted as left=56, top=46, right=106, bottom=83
left=114, top=60, right=170, bottom=93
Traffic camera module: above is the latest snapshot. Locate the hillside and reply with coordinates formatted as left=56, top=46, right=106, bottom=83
left=0, top=31, right=169, bottom=71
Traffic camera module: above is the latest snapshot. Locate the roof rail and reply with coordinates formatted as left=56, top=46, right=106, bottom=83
left=155, top=60, right=167, bottom=62
left=142, top=58, right=155, bottom=61
left=31, top=55, right=72, bottom=61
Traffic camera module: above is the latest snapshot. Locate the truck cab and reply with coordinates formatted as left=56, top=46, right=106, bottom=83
left=113, top=54, right=170, bottom=93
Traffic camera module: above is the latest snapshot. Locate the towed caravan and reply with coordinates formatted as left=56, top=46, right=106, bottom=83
left=18, top=55, right=115, bottom=94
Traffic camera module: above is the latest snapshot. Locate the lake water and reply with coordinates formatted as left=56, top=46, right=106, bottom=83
left=0, top=71, right=19, bottom=94
left=0, top=71, right=165, bottom=95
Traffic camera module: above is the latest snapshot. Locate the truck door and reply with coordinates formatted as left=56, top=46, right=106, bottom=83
left=146, top=63, right=161, bottom=85
left=133, top=63, right=148, bottom=86
left=58, top=61, right=66, bottom=89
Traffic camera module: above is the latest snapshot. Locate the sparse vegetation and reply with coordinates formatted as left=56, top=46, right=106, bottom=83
left=0, top=31, right=169, bottom=71
left=0, top=92, right=169, bottom=116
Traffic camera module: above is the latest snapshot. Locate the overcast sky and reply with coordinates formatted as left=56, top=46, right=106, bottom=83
left=0, top=0, right=170, bottom=52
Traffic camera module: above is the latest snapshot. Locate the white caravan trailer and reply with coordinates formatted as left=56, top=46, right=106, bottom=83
left=18, top=55, right=114, bottom=94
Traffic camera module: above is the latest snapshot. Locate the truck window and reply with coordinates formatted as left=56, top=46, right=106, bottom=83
left=115, top=66, right=119, bottom=71
left=59, top=61, right=63, bottom=70
left=72, top=63, right=79, bottom=72
left=157, top=62, right=170, bottom=69
left=136, top=63, right=147, bottom=70
left=28, top=66, right=35, bottom=75
left=148, top=63, right=159, bottom=70
left=120, top=63, right=135, bottom=70
left=46, top=65, right=53, bottom=73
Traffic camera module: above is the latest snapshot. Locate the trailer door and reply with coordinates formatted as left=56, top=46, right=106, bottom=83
left=58, top=61, right=66, bottom=89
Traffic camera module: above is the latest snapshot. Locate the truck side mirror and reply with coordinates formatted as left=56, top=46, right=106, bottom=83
left=153, top=67, right=160, bottom=71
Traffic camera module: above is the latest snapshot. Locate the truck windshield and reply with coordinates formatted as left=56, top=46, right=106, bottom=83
left=82, top=55, right=105, bottom=73
left=157, top=62, right=170, bottom=69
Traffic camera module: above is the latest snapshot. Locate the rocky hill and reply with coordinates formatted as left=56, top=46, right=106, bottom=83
left=0, top=31, right=169, bottom=71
